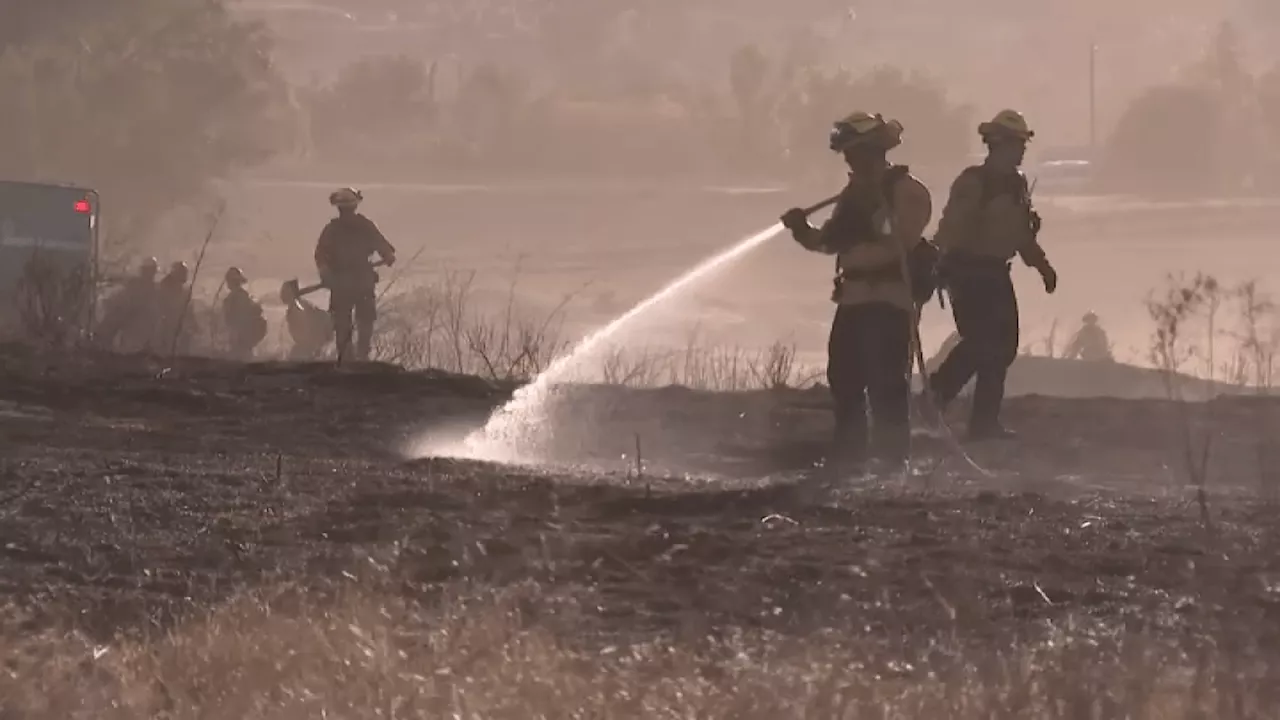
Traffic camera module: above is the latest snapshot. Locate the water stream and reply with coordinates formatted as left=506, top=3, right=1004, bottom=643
left=417, top=222, right=788, bottom=463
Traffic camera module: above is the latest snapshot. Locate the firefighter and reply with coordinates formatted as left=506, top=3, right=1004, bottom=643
left=221, top=266, right=267, bottom=361
left=928, top=109, right=1058, bottom=440
left=1063, top=311, right=1113, bottom=362
left=779, top=112, right=934, bottom=471
left=99, top=256, right=159, bottom=352
left=156, top=261, right=199, bottom=354
left=314, top=187, right=396, bottom=362
left=279, top=280, right=333, bottom=360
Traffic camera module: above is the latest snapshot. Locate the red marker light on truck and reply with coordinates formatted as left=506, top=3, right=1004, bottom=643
left=74, top=199, right=91, bottom=214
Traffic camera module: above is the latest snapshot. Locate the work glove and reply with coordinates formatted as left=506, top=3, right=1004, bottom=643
left=780, top=207, right=810, bottom=233
left=1037, top=262, right=1058, bottom=294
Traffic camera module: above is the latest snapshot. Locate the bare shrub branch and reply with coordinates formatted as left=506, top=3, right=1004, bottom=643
left=9, top=252, right=93, bottom=349
left=1146, top=272, right=1218, bottom=526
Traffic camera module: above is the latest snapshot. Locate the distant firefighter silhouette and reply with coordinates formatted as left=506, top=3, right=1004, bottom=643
left=221, top=266, right=268, bottom=361
left=1063, top=312, right=1113, bottom=362
left=99, top=257, right=159, bottom=353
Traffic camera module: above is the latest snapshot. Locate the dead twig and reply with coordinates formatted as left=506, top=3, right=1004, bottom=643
left=634, top=433, right=644, bottom=479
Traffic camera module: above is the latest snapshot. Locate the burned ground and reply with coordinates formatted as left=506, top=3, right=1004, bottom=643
left=3, top=344, right=1280, bottom=659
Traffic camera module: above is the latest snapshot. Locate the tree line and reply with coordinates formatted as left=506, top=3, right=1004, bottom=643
left=1, top=1, right=1277, bottom=246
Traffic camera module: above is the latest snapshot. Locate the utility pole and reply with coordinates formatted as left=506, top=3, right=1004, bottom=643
left=1088, top=41, right=1098, bottom=155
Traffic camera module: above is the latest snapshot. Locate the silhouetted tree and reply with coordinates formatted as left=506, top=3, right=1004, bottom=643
left=450, top=62, right=531, bottom=162
left=306, top=55, right=439, bottom=154
left=0, top=0, right=284, bottom=241
left=1191, top=22, right=1253, bottom=100
left=778, top=65, right=972, bottom=175
left=1101, top=84, right=1220, bottom=196
left=1103, top=21, right=1266, bottom=196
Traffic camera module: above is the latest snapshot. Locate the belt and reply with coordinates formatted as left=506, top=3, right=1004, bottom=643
left=944, top=251, right=1011, bottom=274
left=836, top=263, right=902, bottom=283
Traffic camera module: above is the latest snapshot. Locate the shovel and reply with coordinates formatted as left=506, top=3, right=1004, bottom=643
left=281, top=258, right=391, bottom=300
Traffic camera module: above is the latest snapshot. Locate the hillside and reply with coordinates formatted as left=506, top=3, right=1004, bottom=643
left=3, top=345, right=1277, bottom=625
left=6, top=344, right=1280, bottom=713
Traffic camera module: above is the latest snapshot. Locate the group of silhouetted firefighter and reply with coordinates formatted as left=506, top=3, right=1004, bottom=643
left=96, top=107, right=1118, bottom=475
left=99, top=188, right=397, bottom=362
left=780, top=109, right=1112, bottom=476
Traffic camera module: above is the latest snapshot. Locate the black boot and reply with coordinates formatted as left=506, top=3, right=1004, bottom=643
left=355, top=316, right=374, bottom=361
left=871, top=420, right=910, bottom=464
left=968, top=367, right=1014, bottom=441
left=827, top=410, right=869, bottom=477
left=922, top=374, right=949, bottom=411
left=865, top=421, right=910, bottom=477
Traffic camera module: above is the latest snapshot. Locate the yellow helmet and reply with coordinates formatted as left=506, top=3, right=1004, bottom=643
left=979, top=109, right=1034, bottom=142
left=329, top=187, right=363, bottom=208
left=829, top=111, right=904, bottom=153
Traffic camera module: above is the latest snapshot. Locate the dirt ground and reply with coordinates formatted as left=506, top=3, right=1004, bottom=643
left=4, top=343, right=1280, bottom=655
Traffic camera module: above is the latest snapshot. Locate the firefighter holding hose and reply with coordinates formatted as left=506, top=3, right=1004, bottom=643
left=779, top=112, right=935, bottom=473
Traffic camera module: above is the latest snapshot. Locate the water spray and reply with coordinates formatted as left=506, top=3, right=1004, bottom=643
left=418, top=194, right=839, bottom=464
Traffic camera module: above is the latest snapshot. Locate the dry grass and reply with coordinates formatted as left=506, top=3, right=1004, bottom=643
left=2, top=581, right=1277, bottom=720
left=370, top=269, right=574, bottom=381
left=597, top=336, right=821, bottom=391
left=371, top=270, right=822, bottom=391
left=4, top=253, right=94, bottom=348
left=1142, top=274, right=1280, bottom=522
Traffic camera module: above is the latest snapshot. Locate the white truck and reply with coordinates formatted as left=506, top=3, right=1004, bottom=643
left=0, top=180, right=101, bottom=340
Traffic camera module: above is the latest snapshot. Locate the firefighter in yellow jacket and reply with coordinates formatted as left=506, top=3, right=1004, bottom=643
left=780, top=112, right=934, bottom=470
left=928, top=110, right=1058, bottom=440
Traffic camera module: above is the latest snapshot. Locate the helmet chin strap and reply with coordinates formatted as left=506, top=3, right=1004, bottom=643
left=844, top=145, right=889, bottom=174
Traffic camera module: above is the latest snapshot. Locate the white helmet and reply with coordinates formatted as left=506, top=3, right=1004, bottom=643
left=329, top=187, right=363, bottom=208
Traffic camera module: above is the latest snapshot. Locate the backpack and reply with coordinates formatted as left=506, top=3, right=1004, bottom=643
left=880, top=165, right=940, bottom=306
left=247, top=310, right=268, bottom=347
left=889, top=165, right=1026, bottom=306
left=225, top=291, right=268, bottom=347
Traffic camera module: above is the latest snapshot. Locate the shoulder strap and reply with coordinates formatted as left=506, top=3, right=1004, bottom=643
left=952, top=165, right=990, bottom=206
left=881, top=164, right=911, bottom=212
left=971, top=165, right=1030, bottom=207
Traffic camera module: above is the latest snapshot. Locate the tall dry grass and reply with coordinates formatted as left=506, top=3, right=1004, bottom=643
left=3, top=582, right=1277, bottom=719
left=371, top=270, right=823, bottom=391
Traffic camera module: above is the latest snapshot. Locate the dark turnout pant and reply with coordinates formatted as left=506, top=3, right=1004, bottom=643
left=827, top=302, right=912, bottom=465
left=329, top=282, right=377, bottom=361
left=929, top=267, right=1019, bottom=432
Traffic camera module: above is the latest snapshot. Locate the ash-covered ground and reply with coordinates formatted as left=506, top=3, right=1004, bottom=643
left=3, top=344, right=1280, bottom=653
